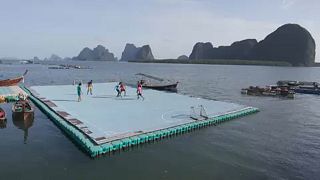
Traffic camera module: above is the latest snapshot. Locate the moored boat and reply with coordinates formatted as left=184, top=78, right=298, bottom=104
left=294, top=86, right=320, bottom=95
left=241, top=85, right=294, bottom=98
left=12, top=99, right=34, bottom=121
left=0, top=70, right=28, bottom=86
left=140, top=80, right=178, bottom=92
left=136, top=73, right=178, bottom=92
left=277, top=80, right=320, bottom=95
left=277, top=80, right=319, bottom=87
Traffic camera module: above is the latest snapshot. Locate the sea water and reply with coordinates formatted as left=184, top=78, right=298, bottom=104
left=0, top=61, right=319, bottom=179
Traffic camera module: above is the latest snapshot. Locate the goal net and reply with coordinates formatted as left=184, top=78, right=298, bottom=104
left=190, top=105, right=208, bottom=120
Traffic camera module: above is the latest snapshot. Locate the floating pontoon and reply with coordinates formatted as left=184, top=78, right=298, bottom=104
left=21, top=83, right=259, bottom=157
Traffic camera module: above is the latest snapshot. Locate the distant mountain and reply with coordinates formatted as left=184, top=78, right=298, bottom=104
left=136, top=45, right=154, bottom=61
left=120, top=43, right=139, bottom=61
left=33, top=56, right=41, bottom=61
left=189, top=39, right=257, bottom=60
left=74, top=45, right=116, bottom=61
left=42, top=54, right=63, bottom=61
left=63, top=57, right=72, bottom=61
left=49, top=54, right=63, bottom=61
left=120, top=43, right=154, bottom=61
left=177, top=55, right=189, bottom=60
left=250, top=24, right=315, bottom=66
left=189, top=24, right=316, bottom=66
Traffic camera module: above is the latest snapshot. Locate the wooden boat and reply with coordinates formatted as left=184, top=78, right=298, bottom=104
left=0, top=70, right=28, bottom=86
left=140, top=80, right=178, bottom=92
left=12, top=99, right=34, bottom=121
left=0, top=107, right=6, bottom=120
left=277, top=80, right=320, bottom=95
left=295, top=86, right=320, bottom=95
left=136, top=73, right=178, bottom=92
left=241, top=85, right=294, bottom=98
left=277, top=80, right=319, bottom=87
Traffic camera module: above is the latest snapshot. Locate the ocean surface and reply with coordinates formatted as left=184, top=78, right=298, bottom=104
left=0, top=61, right=319, bottom=180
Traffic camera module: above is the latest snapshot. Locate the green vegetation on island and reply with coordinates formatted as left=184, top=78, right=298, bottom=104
left=129, top=59, right=292, bottom=66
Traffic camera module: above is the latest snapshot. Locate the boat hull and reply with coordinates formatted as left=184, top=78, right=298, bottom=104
left=294, top=88, right=320, bottom=95
left=143, top=83, right=178, bottom=92
left=241, top=88, right=294, bottom=98
left=0, top=76, right=23, bottom=86
left=12, top=99, right=34, bottom=121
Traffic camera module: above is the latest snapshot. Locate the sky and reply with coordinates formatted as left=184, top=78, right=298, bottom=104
left=0, top=0, right=319, bottom=60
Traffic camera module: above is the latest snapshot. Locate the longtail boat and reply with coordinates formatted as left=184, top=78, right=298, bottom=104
left=136, top=73, right=178, bottom=92
left=141, top=81, right=178, bottom=92
left=0, top=70, right=28, bottom=86
left=12, top=99, right=34, bottom=121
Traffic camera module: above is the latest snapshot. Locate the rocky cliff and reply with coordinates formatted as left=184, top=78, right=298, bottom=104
left=120, top=43, right=154, bottom=61
left=136, top=45, right=154, bottom=60
left=250, top=24, right=315, bottom=66
left=189, top=42, right=214, bottom=60
left=189, top=24, right=316, bottom=66
left=120, top=44, right=139, bottom=61
left=75, top=45, right=116, bottom=61
left=48, top=54, right=63, bottom=61
left=189, top=39, right=257, bottom=60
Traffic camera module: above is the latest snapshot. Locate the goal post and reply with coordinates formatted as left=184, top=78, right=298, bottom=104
left=190, top=106, right=199, bottom=120
left=199, top=105, right=208, bottom=119
left=190, top=105, right=208, bottom=120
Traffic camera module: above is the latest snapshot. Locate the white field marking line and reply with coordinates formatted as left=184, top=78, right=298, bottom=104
left=161, top=110, right=191, bottom=122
